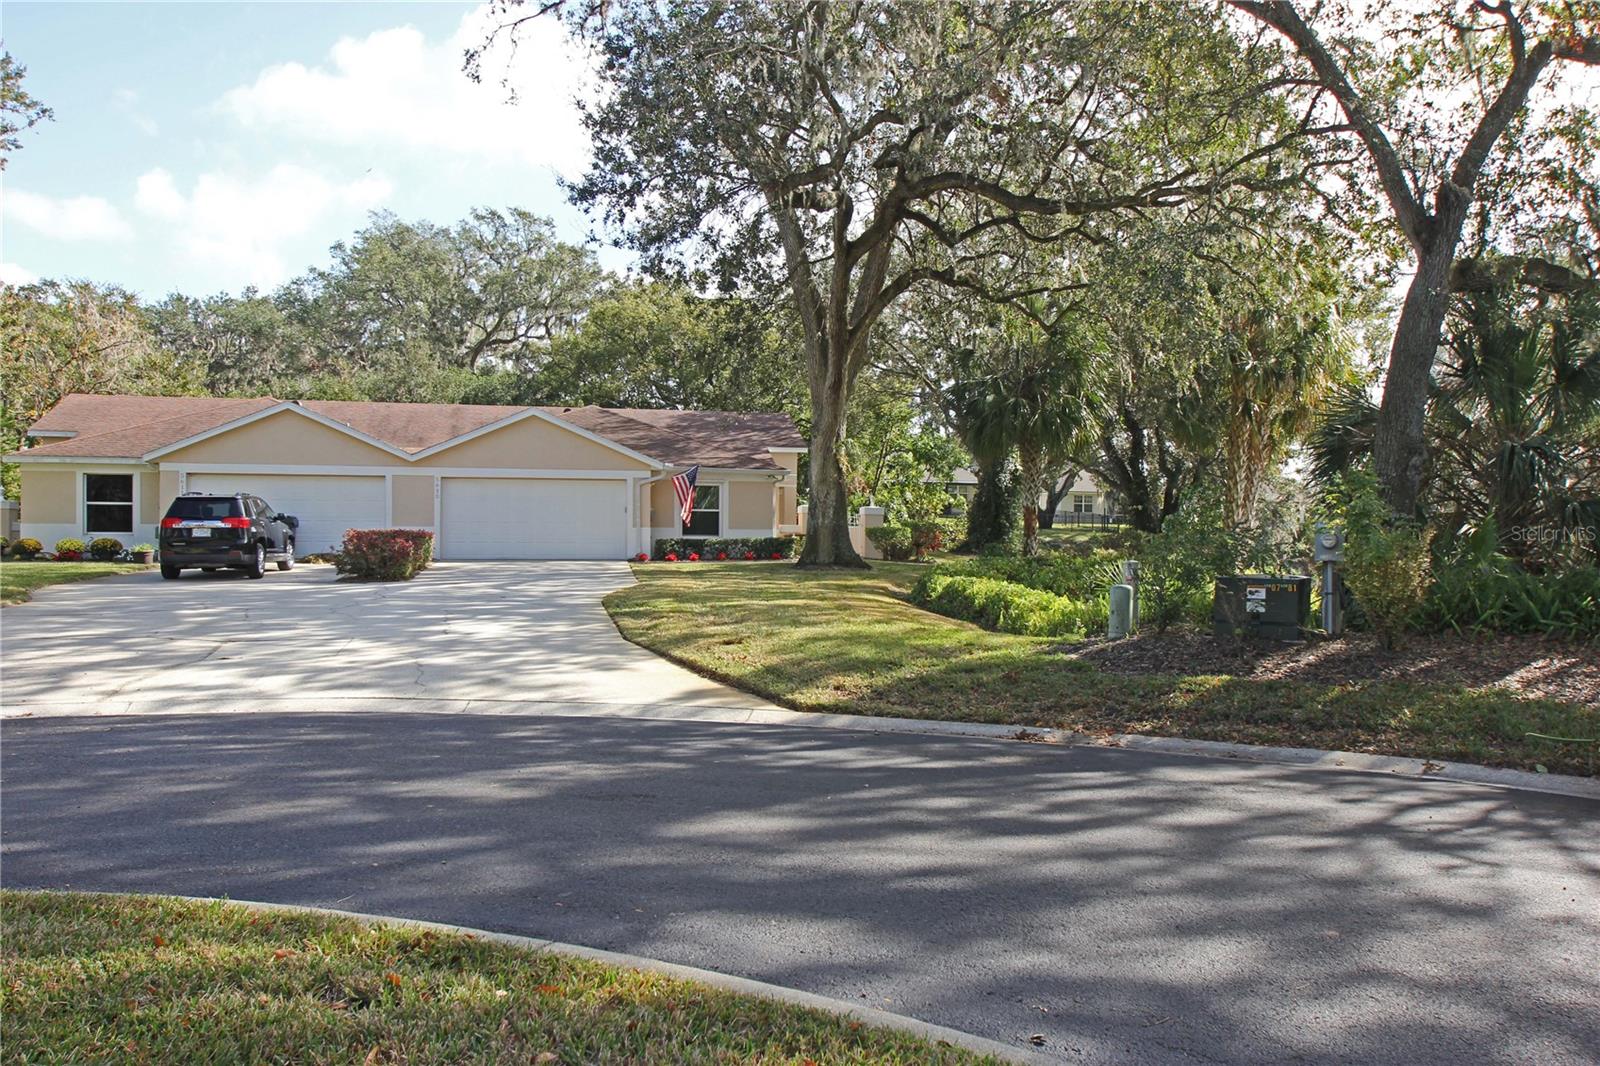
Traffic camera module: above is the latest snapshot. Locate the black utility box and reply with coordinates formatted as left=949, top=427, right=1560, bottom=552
left=1213, top=574, right=1312, bottom=641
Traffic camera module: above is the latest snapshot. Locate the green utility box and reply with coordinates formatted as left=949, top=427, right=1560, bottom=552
left=1212, top=574, right=1312, bottom=641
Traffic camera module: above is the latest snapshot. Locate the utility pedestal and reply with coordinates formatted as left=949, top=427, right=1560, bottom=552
left=1313, top=527, right=1345, bottom=637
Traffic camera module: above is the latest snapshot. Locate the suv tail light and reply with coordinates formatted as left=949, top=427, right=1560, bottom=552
left=160, top=517, right=182, bottom=528
left=221, top=516, right=251, bottom=528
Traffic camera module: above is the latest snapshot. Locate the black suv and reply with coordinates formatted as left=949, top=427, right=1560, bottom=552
left=158, top=493, right=299, bottom=580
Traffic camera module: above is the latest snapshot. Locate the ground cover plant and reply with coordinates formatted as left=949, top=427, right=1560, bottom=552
left=0, top=890, right=993, bottom=1066
left=607, top=563, right=1598, bottom=775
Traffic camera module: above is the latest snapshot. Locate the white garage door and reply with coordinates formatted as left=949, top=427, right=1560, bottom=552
left=441, top=477, right=626, bottom=560
left=185, top=474, right=387, bottom=556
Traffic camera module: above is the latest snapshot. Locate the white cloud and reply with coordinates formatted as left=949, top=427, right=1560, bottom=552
left=133, top=164, right=393, bottom=288
left=113, top=88, right=160, bottom=137
left=2, top=189, right=134, bottom=242
left=0, top=261, right=39, bottom=286
left=216, top=7, right=596, bottom=177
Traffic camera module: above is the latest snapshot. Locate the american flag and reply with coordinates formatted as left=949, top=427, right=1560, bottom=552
left=671, top=465, right=701, bottom=526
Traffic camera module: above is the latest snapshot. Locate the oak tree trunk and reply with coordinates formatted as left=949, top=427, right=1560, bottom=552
left=1373, top=207, right=1465, bottom=517
left=798, top=377, right=867, bottom=568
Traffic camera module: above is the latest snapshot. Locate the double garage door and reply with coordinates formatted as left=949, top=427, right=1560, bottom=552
left=186, top=474, right=385, bottom=557
left=184, top=473, right=626, bottom=561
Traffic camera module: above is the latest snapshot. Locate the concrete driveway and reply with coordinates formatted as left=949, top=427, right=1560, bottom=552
left=0, top=562, right=774, bottom=715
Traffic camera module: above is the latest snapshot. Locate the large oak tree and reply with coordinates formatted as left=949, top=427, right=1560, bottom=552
left=512, top=0, right=1336, bottom=565
left=1229, top=0, right=1600, bottom=515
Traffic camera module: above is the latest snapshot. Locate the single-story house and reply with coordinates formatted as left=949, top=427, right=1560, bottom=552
left=5, top=394, right=806, bottom=560
left=930, top=468, right=1119, bottom=519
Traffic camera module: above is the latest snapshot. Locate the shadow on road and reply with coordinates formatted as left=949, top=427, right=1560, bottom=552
left=2, top=712, right=1595, bottom=1064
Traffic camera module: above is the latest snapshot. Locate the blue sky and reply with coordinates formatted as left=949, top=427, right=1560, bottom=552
left=1, top=1, right=620, bottom=297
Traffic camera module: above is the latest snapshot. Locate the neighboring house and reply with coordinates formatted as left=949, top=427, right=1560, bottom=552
left=5, top=394, right=805, bottom=560
left=929, top=468, right=1118, bottom=519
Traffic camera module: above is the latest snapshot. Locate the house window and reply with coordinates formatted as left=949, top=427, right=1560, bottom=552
left=86, top=474, right=134, bottom=533
left=682, top=484, right=721, bottom=537
left=1072, top=493, right=1095, bottom=514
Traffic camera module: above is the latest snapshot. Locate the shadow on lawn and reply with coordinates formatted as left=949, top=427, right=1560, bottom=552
left=2, top=712, right=1596, bottom=1064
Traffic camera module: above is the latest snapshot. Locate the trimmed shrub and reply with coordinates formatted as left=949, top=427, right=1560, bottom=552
left=653, top=535, right=796, bottom=561
left=334, top=528, right=435, bottom=581
left=0, top=537, right=7, bottom=555
left=937, top=551, right=1122, bottom=601
left=910, top=571, right=1105, bottom=638
left=53, top=538, right=86, bottom=561
left=88, top=537, right=124, bottom=561
left=866, top=524, right=914, bottom=561
left=12, top=538, right=42, bottom=559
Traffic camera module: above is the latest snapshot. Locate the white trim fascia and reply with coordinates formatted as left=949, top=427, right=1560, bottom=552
left=141, top=402, right=415, bottom=463
left=26, top=430, right=77, bottom=439
left=7, top=454, right=149, bottom=466
left=765, top=446, right=808, bottom=454
left=161, top=462, right=640, bottom=480
left=407, top=406, right=662, bottom=468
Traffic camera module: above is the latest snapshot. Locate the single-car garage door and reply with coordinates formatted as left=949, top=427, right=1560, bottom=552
left=186, top=473, right=387, bottom=556
left=441, top=477, right=626, bottom=560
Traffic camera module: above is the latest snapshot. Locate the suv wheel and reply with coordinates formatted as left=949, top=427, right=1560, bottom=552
left=244, top=542, right=267, bottom=580
left=276, top=540, right=295, bottom=571
left=160, top=565, right=181, bottom=580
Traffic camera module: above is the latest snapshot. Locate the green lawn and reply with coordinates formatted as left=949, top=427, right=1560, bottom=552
left=606, top=562, right=1599, bottom=776
left=0, top=560, right=153, bottom=605
left=0, top=890, right=993, bottom=1065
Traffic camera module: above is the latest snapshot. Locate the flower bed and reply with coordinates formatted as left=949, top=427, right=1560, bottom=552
left=649, top=536, right=797, bottom=561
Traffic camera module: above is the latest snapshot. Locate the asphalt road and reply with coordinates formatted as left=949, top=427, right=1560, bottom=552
left=3, top=712, right=1596, bottom=1064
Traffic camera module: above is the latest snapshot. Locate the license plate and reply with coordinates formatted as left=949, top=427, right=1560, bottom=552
left=191, top=527, right=211, bottom=538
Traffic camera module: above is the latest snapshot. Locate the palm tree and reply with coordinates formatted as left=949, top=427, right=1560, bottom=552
left=1310, top=278, right=1600, bottom=566
left=950, top=316, right=1086, bottom=555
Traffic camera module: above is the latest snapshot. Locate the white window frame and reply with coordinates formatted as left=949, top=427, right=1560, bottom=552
left=681, top=481, right=725, bottom=539
left=1072, top=493, right=1095, bottom=514
left=84, top=472, right=136, bottom=536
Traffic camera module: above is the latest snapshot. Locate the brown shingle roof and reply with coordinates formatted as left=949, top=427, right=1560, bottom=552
left=300, top=400, right=523, bottom=453
left=550, top=406, right=804, bottom=469
left=8, top=394, right=803, bottom=469
left=15, top=396, right=281, bottom=458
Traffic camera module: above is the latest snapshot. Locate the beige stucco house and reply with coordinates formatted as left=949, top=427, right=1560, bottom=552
left=933, top=467, right=1120, bottom=520
left=6, top=394, right=806, bottom=560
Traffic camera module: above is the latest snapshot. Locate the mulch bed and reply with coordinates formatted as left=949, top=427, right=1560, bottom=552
left=1060, top=628, right=1599, bottom=707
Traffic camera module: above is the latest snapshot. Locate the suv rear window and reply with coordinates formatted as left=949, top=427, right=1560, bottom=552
left=165, top=496, right=243, bottom=520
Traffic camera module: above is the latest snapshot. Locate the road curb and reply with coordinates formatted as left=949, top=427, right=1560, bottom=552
left=6, top=695, right=1596, bottom=801
left=155, top=894, right=1051, bottom=1064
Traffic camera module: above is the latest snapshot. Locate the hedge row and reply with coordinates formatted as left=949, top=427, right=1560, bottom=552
left=910, top=571, right=1106, bottom=638
left=335, top=528, right=435, bottom=581
left=935, top=551, right=1123, bottom=600
left=651, top=536, right=798, bottom=561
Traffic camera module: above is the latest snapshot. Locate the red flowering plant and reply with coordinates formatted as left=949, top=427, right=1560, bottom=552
left=635, top=552, right=648, bottom=562
left=716, top=551, right=728, bottom=561
left=687, top=551, right=701, bottom=561
left=664, top=552, right=679, bottom=562
left=743, top=550, right=756, bottom=560
left=770, top=551, right=782, bottom=559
